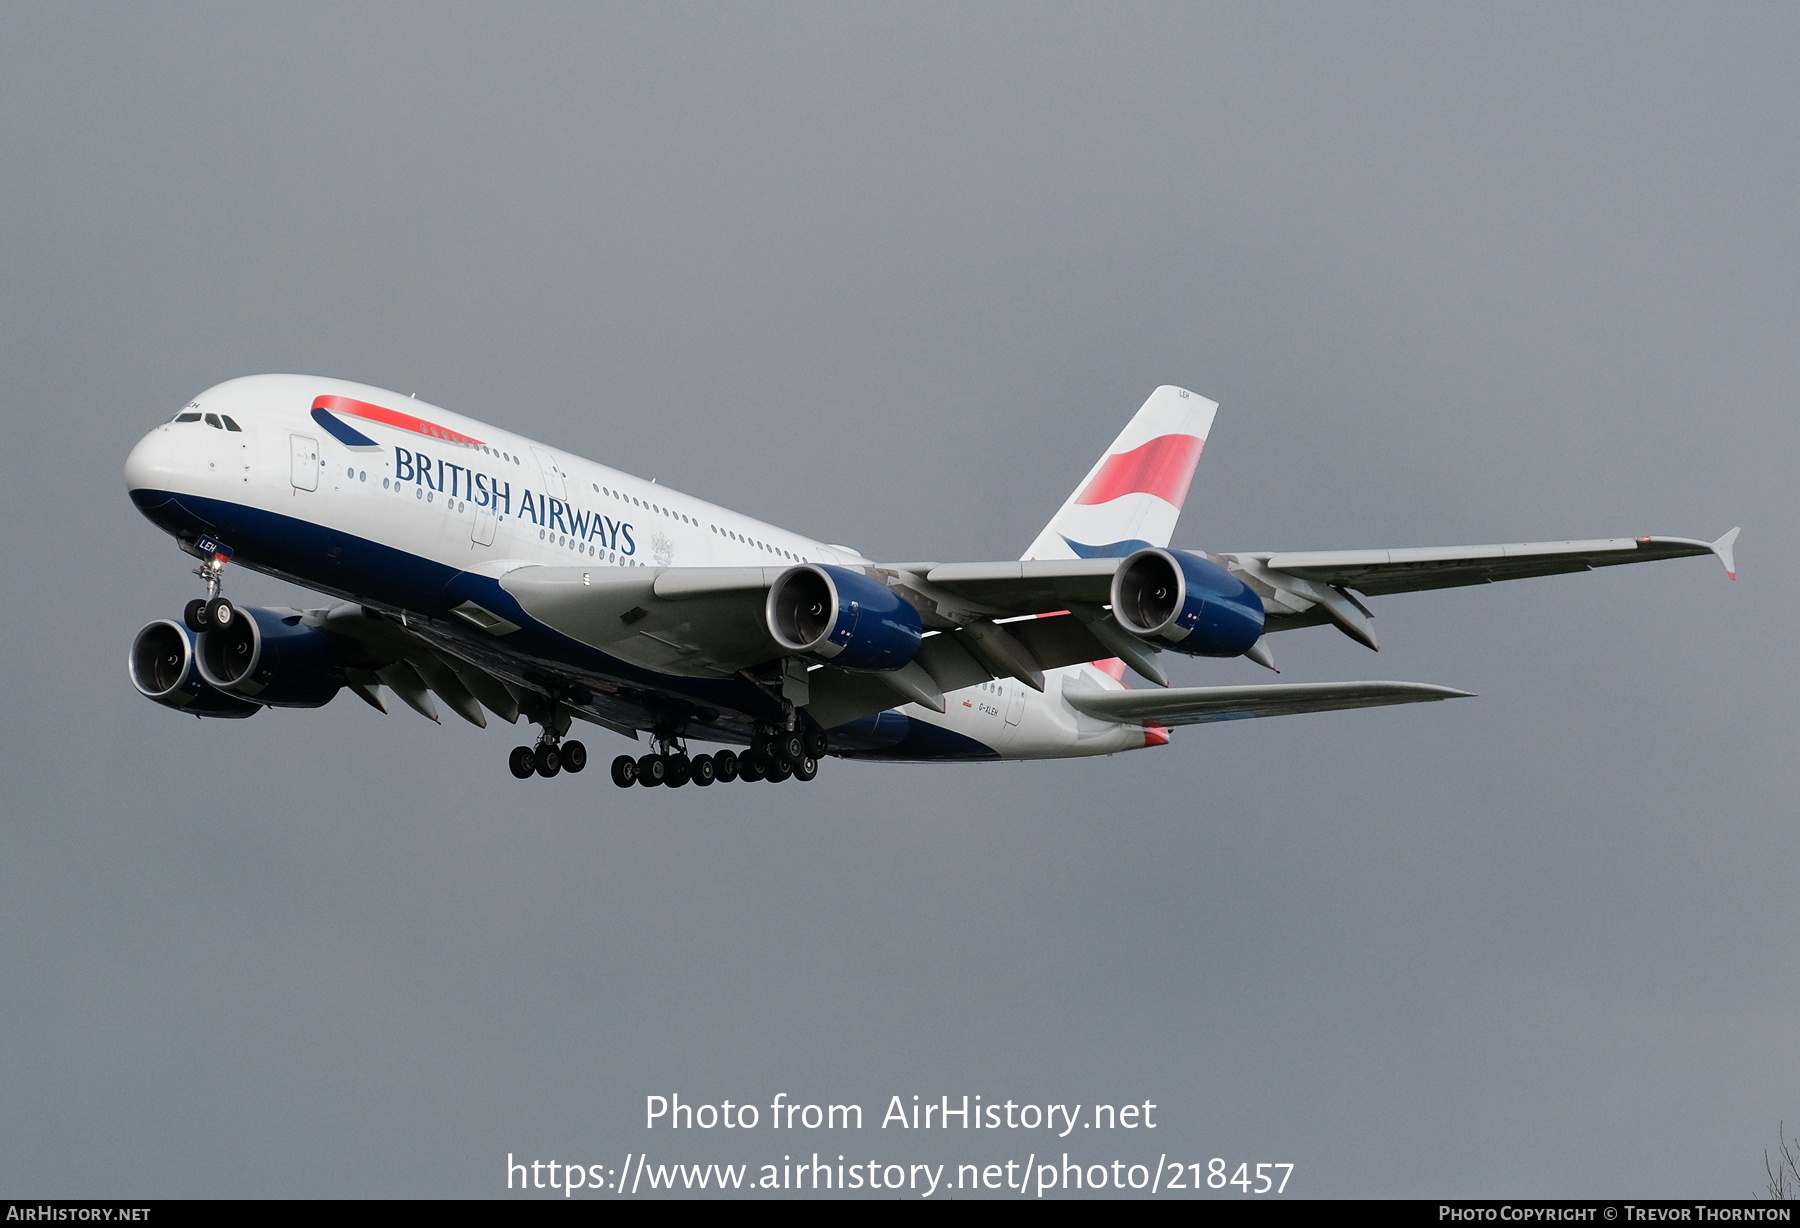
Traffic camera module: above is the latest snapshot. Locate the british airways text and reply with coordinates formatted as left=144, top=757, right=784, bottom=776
left=394, top=445, right=636, bottom=555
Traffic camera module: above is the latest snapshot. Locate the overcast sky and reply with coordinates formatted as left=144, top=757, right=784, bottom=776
left=2, top=2, right=1794, bottom=1199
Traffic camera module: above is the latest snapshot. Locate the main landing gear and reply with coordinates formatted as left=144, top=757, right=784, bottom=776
left=609, top=727, right=825, bottom=789
left=508, top=735, right=587, bottom=779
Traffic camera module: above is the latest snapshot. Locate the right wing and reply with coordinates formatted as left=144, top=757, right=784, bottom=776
left=1063, top=680, right=1473, bottom=727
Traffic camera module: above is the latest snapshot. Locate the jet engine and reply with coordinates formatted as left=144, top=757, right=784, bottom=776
left=195, top=606, right=344, bottom=707
left=1110, top=547, right=1265, bottom=657
left=766, top=564, right=923, bottom=671
left=128, top=619, right=261, bottom=718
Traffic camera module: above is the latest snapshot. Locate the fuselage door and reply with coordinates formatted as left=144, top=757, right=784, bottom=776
left=472, top=506, right=497, bottom=546
left=290, top=434, right=319, bottom=491
left=530, top=447, right=567, bottom=500
left=1004, top=680, right=1025, bottom=726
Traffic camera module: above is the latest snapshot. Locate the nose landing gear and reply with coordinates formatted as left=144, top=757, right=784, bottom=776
left=182, top=546, right=237, bottom=632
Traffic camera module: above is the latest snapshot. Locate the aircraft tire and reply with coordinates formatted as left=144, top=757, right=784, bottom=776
left=184, top=598, right=209, bottom=632
left=206, top=597, right=235, bottom=628
left=712, top=750, right=739, bottom=782
left=508, top=746, right=537, bottom=779
left=765, top=758, right=793, bottom=783
left=636, top=753, right=666, bottom=787
left=793, top=755, right=818, bottom=782
left=534, top=744, right=562, bottom=777
left=737, top=754, right=766, bottom=782
left=610, top=754, right=638, bottom=788
left=690, top=754, right=715, bottom=786
left=665, top=754, right=691, bottom=789
left=562, top=740, right=587, bottom=773
left=803, top=728, right=828, bottom=758
left=776, top=732, right=805, bottom=765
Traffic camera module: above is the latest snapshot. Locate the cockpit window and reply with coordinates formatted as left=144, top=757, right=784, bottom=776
left=220, top=415, right=242, bottom=432
left=173, top=412, right=201, bottom=423
left=203, top=413, right=223, bottom=429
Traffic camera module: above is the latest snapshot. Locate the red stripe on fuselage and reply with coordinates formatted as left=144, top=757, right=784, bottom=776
left=1074, top=434, right=1203, bottom=507
left=312, top=395, right=485, bottom=447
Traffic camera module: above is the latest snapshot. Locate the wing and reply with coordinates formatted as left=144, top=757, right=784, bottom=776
left=499, top=565, right=790, bottom=678
left=494, top=562, right=1135, bottom=727
left=1237, top=530, right=1739, bottom=596
left=1063, top=680, right=1473, bottom=727
left=1220, top=529, right=1739, bottom=648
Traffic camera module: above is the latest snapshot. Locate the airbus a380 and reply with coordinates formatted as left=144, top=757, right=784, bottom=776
left=124, top=375, right=1739, bottom=789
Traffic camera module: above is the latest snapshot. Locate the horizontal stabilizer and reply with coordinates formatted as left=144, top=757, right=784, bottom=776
left=1063, top=680, right=1473, bottom=728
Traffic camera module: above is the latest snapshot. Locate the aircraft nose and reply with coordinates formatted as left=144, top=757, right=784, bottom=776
left=124, top=427, right=177, bottom=494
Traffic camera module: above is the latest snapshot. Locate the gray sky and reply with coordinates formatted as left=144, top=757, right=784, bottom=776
left=2, top=2, right=1794, bottom=1198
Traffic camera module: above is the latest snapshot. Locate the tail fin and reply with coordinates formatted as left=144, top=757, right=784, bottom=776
left=1021, top=385, right=1218, bottom=561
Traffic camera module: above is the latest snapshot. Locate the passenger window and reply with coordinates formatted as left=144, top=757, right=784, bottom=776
left=221, top=415, right=242, bottom=432
left=203, top=413, right=222, bottom=429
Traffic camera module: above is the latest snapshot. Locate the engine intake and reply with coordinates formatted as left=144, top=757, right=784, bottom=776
left=766, top=564, right=922, bottom=671
left=128, top=620, right=261, bottom=718
left=196, top=606, right=344, bottom=708
left=1110, top=548, right=1265, bottom=658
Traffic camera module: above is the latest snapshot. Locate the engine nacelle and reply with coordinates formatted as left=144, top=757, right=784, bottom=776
left=1110, top=548, right=1265, bottom=658
left=766, top=564, right=923, bottom=671
left=128, top=619, right=261, bottom=718
left=196, top=606, right=344, bottom=708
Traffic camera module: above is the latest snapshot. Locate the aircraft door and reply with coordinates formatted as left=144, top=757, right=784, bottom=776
left=289, top=434, right=319, bottom=491
left=472, top=506, right=497, bottom=546
left=1004, top=680, right=1025, bottom=726
left=530, top=447, right=567, bottom=500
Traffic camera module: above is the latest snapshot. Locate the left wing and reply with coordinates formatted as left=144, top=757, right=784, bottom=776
left=909, top=531, right=1739, bottom=655
left=1063, top=680, right=1473, bottom=727
left=1220, top=529, right=1739, bottom=649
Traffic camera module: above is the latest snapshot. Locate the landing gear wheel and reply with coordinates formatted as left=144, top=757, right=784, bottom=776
left=184, top=598, right=210, bottom=632
left=793, top=755, right=818, bottom=781
left=534, top=744, right=562, bottom=778
left=711, top=750, right=739, bottom=783
left=561, top=740, right=587, bottom=773
left=776, top=731, right=806, bottom=765
left=690, top=754, right=715, bottom=786
left=205, top=597, right=235, bottom=628
left=737, top=754, right=766, bottom=782
left=636, top=753, right=666, bottom=787
left=803, top=728, right=828, bottom=758
left=610, top=754, right=638, bottom=788
left=508, top=746, right=537, bottom=779
left=765, top=757, right=793, bottom=783
left=665, top=754, right=691, bottom=789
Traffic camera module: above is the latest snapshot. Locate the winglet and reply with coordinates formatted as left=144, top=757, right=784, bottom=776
left=1711, top=527, right=1741, bottom=580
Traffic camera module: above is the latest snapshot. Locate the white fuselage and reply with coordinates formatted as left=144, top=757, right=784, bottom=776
left=125, top=375, right=1154, bottom=761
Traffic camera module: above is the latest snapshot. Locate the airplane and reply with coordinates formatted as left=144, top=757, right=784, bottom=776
left=123, top=376, right=1740, bottom=789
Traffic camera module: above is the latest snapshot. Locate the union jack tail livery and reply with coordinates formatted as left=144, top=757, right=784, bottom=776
left=1021, top=385, right=1218, bottom=561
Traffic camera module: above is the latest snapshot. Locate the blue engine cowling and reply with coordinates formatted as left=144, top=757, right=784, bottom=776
left=1110, top=548, right=1265, bottom=657
left=128, top=619, right=262, bottom=718
left=195, top=606, right=344, bottom=708
left=765, top=564, right=923, bottom=671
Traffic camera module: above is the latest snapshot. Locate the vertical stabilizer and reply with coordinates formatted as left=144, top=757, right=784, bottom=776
left=1021, top=385, right=1218, bottom=561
